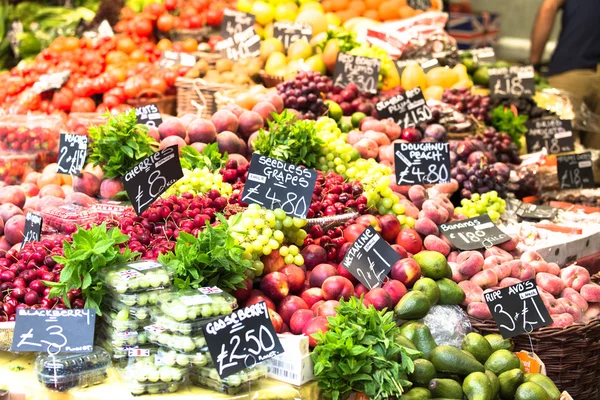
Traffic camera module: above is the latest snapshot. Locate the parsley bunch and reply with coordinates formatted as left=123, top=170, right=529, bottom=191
left=490, top=105, right=528, bottom=150
left=254, top=110, right=324, bottom=168
left=158, top=214, right=252, bottom=291
left=88, top=110, right=159, bottom=178
left=44, top=223, right=139, bottom=314
left=311, top=297, right=419, bottom=400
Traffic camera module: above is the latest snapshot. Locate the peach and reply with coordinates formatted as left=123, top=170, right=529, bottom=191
left=354, top=283, right=368, bottom=298
left=24, top=171, right=41, bottom=184
left=4, top=215, right=25, bottom=245
left=482, top=255, right=503, bottom=270
left=252, top=102, right=277, bottom=122
left=316, top=300, right=340, bottom=317
left=0, top=204, right=23, bottom=223
left=245, top=290, right=276, bottom=311
left=544, top=297, right=566, bottom=315
left=353, top=138, right=379, bottom=159
left=382, top=280, right=407, bottom=306
left=300, top=287, right=324, bottom=308
left=310, top=264, right=337, bottom=288
left=395, top=228, right=422, bottom=255
left=467, top=302, right=492, bottom=320
left=0, top=218, right=4, bottom=235
left=510, top=261, right=535, bottom=281
left=448, top=251, right=459, bottom=263
left=390, top=244, right=408, bottom=259
left=499, top=277, right=521, bottom=288
left=83, top=163, right=104, bottom=180
left=415, top=217, right=439, bottom=237
left=391, top=258, right=421, bottom=287
left=147, top=126, right=160, bottom=141
left=36, top=196, right=64, bottom=211
left=364, top=130, right=391, bottom=146
left=378, top=214, right=401, bottom=242
left=547, top=263, right=561, bottom=276
left=268, top=309, right=284, bottom=333
left=280, top=265, right=305, bottom=293
left=363, top=288, right=392, bottom=311
left=521, top=250, right=543, bottom=263
left=580, top=284, right=600, bottom=303
left=260, top=93, right=284, bottom=113
left=38, top=184, right=64, bottom=199
left=228, top=153, right=249, bottom=167
left=262, top=251, right=285, bottom=274
left=361, top=119, right=386, bottom=133
left=549, top=313, right=574, bottom=328
left=211, top=110, right=239, bottom=133
left=560, top=265, right=590, bottom=291
left=72, top=171, right=100, bottom=197
left=290, top=309, right=315, bottom=334
left=584, top=303, right=600, bottom=322
left=278, top=295, right=309, bottom=325
left=158, top=118, right=186, bottom=140
left=311, top=300, right=325, bottom=314
left=492, top=264, right=511, bottom=281
left=457, top=251, right=484, bottom=278
left=322, top=276, right=354, bottom=301
left=187, top=118, right=217, bottom=143
left=382, top=118, right=401, bottom=140
left=420, top=200, right=449, bottom=225
left=378, top=144, right=394, bottom=163
left=423, top=235, right=450, bottom=256
left=458, top=281, right=483, bottom=306
left=303, top=316, right=329, bottom=348
left=337, top=264, right=358, bottom=285
left=178, top=113, right=198, bottom=129
left=0, top=237, right=10, bottom=251
left=450, top=262, right=467, bottom=283
left=190, top=142, right=207, bottom=153
left=561, top=288, right=588, bottom=312
left=529, top=260, right=549, bottom=275
left=37, top=172, right=62, bottom=189
left=347, top=130, right=363, bottom=145
left=217, top=131, right=242, bottom=154
left=62, top=185, right=73, bottom=196
left=301, top=245, right=327, bottom=270
left=224, top=103, right=245, bottom=117
left=407, top=185, right=427, bottom=209
left=99, top=178, right=126, bottom=200
left=160, top=136, right=187, bottom=154
left=434, top=195, right=454, bottom=215
left=536, top=272, right=565, bottom=296
left=64, top=192, right=97, bottom=207
left=0, top=186, right=26, bottom=209
left=20, top=183, right=39, bottom=197
left=484, top=246, right=513, bottom=262
left=471, top=269, right=498, bottom=289
left=260, top=272, right=289, bottom=302
left=557, top=298, right=583, bottom=322
left=238, top=111, right=264, bottom=138
left=399, top=199, right=419, bottom=219
left=498, top=236, right=518, bottom=252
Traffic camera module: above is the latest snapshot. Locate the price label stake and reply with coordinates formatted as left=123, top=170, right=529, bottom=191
left=122, top=145, right=183, bottom=215
left=488, top=65, right=536, bottom=97
left=203, top=301, right=284, bottom=379
left=440, top=214, right=510, bottom=251
left=333, top=53, right=381, bottom=95
left=484, top=279, right=551, bottom=339
left=12, top=308, right=96, bottom=354
left=135, top=104, right=163, bottom=128
left=376, top=87, right=432, bottom=130
left=241, top=153, right=317, bottom=219
left=393, top=142, right=450, bottom=185
left=57, top=133, right=88, bottom=176
left=22, top=212, right=42, bottom=246
left=273, top=22, right=312, bottom=50
left=557, top=152, right=595, bottom=190
left=341, top=226, right=401, bottom=290
left=525, top=118, right=575, bottom=154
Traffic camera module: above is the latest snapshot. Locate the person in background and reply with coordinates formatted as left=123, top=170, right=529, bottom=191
left=530, top=0, right=600, bottom=148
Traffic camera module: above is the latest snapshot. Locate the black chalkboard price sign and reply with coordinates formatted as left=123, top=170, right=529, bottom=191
left=273, top=22, right=312, bottom=50
left=221, top=9, right=256, bottom=38
left=341, top=226, right=401, bottom=290
left=135, top=104, right=163, bottom=128
left=241, top=153, right=317, bottom=219
left=393, top=142, right=450, bottom=185
left=12, top=308, right=96, bottom=353
left=57, top=133, right=88, bottom=176
left=525, top=118, right=574, bottom=154
left=484, top=279, right=551, bottom=339
left=440, top=215, right=510, bottom=251
left=122, top=145, right=183, bottom=215
left=333, top=53, right=381, bottom=95
left=203, top=301, right=284, bottom=379
left=557, top=152, right=595, bottom=190
left=488, top=65, right=536, bottom=97
left=215, top=27, right=261, bottom=62
left=516, top=203, right=557, bottom=220
left=376, top=87, right=432, bottom=130
left=407, top=0, right=431, bottom=11
left=22, top=212, right=43, bottom=246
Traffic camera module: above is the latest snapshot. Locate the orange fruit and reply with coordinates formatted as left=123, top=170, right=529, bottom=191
left=130, top=49, right=149, bottom=63
left=398, top=5, right=416, bottom=19
left=365, top=0, right=381, bottom=10
left=157, top=38, right=173, bottom=51
left=378, top=1, right=399, bottom=20
left=105, top=50, right=129, bottom=65
left=331, top=0, right=348, bottom=11
left=349, top=1, right=366, bottom=14
left=322, top=0, right=333, bottom=11
left=116, top=37, right=136, bottom=54
left=363, top=9, right=380, bottom=19
left=181, top=38, right=198, bottom=53
left=64, top=37, right=80, bottom=51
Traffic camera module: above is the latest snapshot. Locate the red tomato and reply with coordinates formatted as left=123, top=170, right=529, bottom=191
left=189, top=14, right=204, bottom=28
left=164, top=0, right=178, bottom=11
left=148, top=76, right=168, bottom=94
left=52, top=91, right=72, bottom=111
left=143, top=2, right=166, bottom=16
left=73, top=79, right=94, bottom=97
left=191, top=0, right=208, bottom=11
left=102, top=94, right=122, bottom=109
left=206, top=9, right=223, bottom=26
left=134, top=18, right=154, bottom=38
left=71, top=97, right=96, bottom=113
left=157, top=14, right=175, bottom=32
left=208, top=35, right=224, bottom=51
left=163, top=69, right=178, bottom=86
left=123, top=76, right=149, bottom=99
left=96, top=103, right=108, bottom=113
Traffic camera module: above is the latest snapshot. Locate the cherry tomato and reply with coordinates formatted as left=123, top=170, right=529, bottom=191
left=206, top=9, right=223, bottom=26
left=71, top=97, right=96, bottom=113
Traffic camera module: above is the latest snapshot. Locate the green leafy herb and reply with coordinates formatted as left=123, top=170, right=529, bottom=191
left=44, top=223, right=139, bottom=314
left=158, top=213, right=252, bottom=291
left=311, top=297, right=420, bottom=400
left=317, top=30, right=360, bottom=53
left=88, top=110, right=159, bottom=178
left=490, top=105, right=528, bottom=150
left=180, top=143, right=228, bottom=171
left=254, top=110, right=324, bottom=168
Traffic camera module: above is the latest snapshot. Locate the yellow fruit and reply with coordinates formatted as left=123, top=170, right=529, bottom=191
left=265, top=51, right=288, bottom=75
left=305, top=54, right=327, bottom=74
left=251, top=1, right=276, bottom=26
left=295, top=9, right=328, bottom=35
left=453, top=63, right=469, bottom=79
left=262, top=23, right=273, bottom=39
left=287, top=39, right=313, bottom=61
left=424, top=86, right=444, bottom=101
left=426, top=67, right=459, bottom=89
left=260, top=38, right=284, bottom=61
left=451, top=79, right=474, bottom=89
left=237, top=0, right=252, bottom=13
left=300, top=2, right=324, bottom=13
left=401, top=63, right=427, bottom=91
left=326, top=12, right=342, bottom=26
left=275, top=3, right=299, bottom=22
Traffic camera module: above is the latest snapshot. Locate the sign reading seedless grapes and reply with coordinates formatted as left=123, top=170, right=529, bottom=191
left=333, top=53, right=381, bottom=94
left=241, top=154, right=317, bottom=219
left=393, top=142, right=450, bottom=185
left=203, top=301, right=284, bottom=379
left=440, top=215, right=510, bottom=251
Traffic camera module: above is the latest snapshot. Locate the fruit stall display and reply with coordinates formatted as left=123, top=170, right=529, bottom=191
left=0, top=2, right=599, bottom=400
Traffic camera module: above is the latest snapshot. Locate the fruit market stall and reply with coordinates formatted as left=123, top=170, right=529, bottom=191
left=0, top=1, right=598, bottom=399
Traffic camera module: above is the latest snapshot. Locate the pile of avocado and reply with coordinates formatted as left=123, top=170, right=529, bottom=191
left=394, top=251, right=466, bottom=320
left=396, top=327, right=560, bottom=400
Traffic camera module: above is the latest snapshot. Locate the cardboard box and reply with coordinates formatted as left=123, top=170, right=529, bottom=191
left=447, top=11, right=500, bottom=50
left=267, top=354, right=314, bottom=386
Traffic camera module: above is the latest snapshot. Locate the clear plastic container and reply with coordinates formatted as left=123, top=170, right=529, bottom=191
left=97, top=339, right=154, bottom=368
left=124, top=351, right=188, bottom=385
left=110, top=287, right=171, bottom=308
left=188, top=364, right=268, bottom=395
left=34, top=346, right=111, bottom=392
left=103, top=261, right=172, bottom=294
left=103, top=295, right=154, bottom=321
left=157, top=347, right=211, bottom=368
left=97, top=323, right=149, bottom=347
left=145, top=325, right=207, bottom=353
left=40, top=203, right=98, bottom=233
left=0, top=151, right=37, bottom=184
left=157, top=288, right=237, bottom=322
left=151, top=313, right=209, bottom=336
left=100, top=308, right=151, bottom=331
left=126, top=379, right=186, bottom=396
left=67, top=113, right=108, bottom=136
